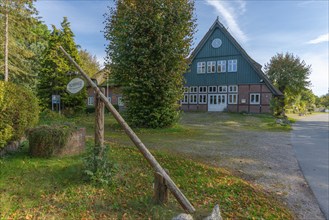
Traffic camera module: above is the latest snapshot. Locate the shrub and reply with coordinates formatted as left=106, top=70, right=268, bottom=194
left=0, top=81, right=39, bottom=149
left=28, top=124, right=76, bottom=157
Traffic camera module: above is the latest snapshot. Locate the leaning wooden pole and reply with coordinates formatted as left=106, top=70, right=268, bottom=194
left=59, top=46, right=195, bottom=213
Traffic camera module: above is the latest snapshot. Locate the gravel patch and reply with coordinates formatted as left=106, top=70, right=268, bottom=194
left=173, top=130, right=325, bottom=219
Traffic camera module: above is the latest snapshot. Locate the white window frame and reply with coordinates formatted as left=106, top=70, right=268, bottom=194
left=181, top=94, right=189, bottom=104
left=228, top=94, right=238, bottom=104
left=207, top=61, right=216, bottom=73
left=218, top=86, right=227, bottom=93
left=217, top=60, right=226, bottom=73
left=189, top=86, right=198, bottom=93
left=118, top=97, right=124, bottom=106
left=87, top=96, right=94, bottom=106
left=228, top=85, right=238, bottom=93
left=199, top=94, right=207, bottom=104
left=183, top=87, right=189, bottom=93
left=228, top=59, right=237, bottom=72
left=108, top=97, right=112, bottom=103
left=208, top=86, right=217, bottom=93
left=199, top=86, right=207, bottom=93
left=197, top=62, right=206, bottom=74
left=250, top=93, right=260, bottom=104
left=189, top=94, right=198, bottom=104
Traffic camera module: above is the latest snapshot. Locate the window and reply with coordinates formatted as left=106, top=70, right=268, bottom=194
left=181, top=94, right=189, bottom=104
left=207, top=61, right=216, bottom=73
left=189, top=94, right=197, bottom=104
left=228, top=85, right=238, bottom=93
left=208, top=86, right=217, bottom=93
left=217, top=60, right=226, bottom=73
left=88, top=97, right=94, bottom=106
left=228, top=94, right=237, bottom=104
left=199, top=94, right=207, bottom=104
left=218, top=86, right=227, bottom=93
left=108, top=97, right=112, bottom=103
left=228, top=59, right=237, bottom=72
left=183, top=87, right=189, bottom=93
left=199, top=86, right=207, bottom=93
left=118, top=97, right=124, bottom=106
left=250, top=93, right=260, bottom=104
left=197, top=62, right=206, bottom=74
left=189, top=86, right=198, bottom=93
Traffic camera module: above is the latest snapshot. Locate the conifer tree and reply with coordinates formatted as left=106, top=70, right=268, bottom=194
left=104, top=0, right=196, bottom=128
left=38, top=17, right=86, bottom=113
left=0, top=0, right=45, bottom=88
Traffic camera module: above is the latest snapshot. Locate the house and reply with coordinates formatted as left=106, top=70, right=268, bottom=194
left=181, top=18, right=282, bottom=113
left=86, top=68, right=124, bottom=110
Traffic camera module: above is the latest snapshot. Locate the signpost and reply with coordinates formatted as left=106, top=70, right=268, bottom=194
left=67, top=77, right=85, bottom=94
left=52, top=95, right=61, bottom=113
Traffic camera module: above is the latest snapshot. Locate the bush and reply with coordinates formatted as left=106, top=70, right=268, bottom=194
left=28, top=124, right=76, bottom=157
left=0, top=81, right=39, bottom=149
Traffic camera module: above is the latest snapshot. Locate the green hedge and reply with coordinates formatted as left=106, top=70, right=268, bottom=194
left=28, top=124, right=76, bottom=158
left=0, top=81, right=39, bottom=148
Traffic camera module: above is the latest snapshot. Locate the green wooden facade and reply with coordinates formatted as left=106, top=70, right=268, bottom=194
left=182, top=19, right=282, bottom=113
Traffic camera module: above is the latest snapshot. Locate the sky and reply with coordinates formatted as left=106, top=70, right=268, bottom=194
left=35, top=0, right=329, bottom=96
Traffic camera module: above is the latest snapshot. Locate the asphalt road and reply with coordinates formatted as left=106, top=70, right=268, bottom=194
left=291, top=113, right=329, bottom=219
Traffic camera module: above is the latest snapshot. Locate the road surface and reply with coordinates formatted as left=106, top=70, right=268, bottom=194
left=291, top=113, right=329, bottom=219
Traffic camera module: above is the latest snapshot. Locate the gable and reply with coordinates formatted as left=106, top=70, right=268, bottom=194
left=184, top=19, right=282, bottom=96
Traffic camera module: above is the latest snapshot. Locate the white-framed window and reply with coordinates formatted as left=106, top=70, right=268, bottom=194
left=217, top=60, right=226, bottom=73
left=199, top=86, right=207, bottom=93
left=183, top=87, right=189, bottom=93
left=250, top=93, right=260, bottom=104
left=199, top=94, right=207, bottom=104
left=207, top=61, right=216, bottom=73
left=88, top=96, right=94, bottom=106
left=189, top=94, right=197, bottom=104
left=208, top=86, right=217, bottom=93
left=108, top=97, right=112, bottom=103
left=218, top=86, right=227, bottom=93
left=228, top=59, right=237, bottom=72
left=228, top=85, right=238, bottom=93
left=118, top=97, right=124, bottom=106
left=228, top=94, right=238, bottom=104
left=197, top=62, right=206, bottom=74
left=181, top=94, right=189, bottom=104
left=189, top=86, right=198, bottom=93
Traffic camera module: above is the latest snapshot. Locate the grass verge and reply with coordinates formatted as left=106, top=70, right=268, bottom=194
left=0, top=141, right=293, bottom=219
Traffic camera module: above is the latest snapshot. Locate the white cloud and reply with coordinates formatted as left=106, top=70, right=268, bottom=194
left=307, top=33, right=329, bottom=44
left=205, top=0, right=248, bottom=43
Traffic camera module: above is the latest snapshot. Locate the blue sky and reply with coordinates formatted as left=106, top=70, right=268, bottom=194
left=35, top=0, right=329, bottom=96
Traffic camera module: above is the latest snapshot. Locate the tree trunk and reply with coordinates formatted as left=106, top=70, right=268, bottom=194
left=4, top=0, right=9, bottom=81
left=95, top=88, right=105, bottom=157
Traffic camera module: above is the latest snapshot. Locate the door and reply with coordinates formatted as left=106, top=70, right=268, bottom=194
left=208, top=94, right=227, bottom=112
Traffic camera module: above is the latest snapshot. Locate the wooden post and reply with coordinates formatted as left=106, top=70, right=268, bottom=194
left=154, top=172, right=169, bottom=204
left=59, top=46, right=195, bottom=213
left=95, top=88, right=105, bottom=157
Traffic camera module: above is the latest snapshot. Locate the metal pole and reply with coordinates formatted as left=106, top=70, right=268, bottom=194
left=59, top=46, right=195, bottom=213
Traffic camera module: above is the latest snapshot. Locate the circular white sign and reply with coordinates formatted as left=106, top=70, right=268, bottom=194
left=67, top=78, right=85, bottom=94
left=211, top=38, right=222, bottom=48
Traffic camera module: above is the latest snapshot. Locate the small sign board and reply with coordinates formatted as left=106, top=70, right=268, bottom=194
left=52, top=95, right=61, bottom=104
left=67, top=78, right=84, bottom=94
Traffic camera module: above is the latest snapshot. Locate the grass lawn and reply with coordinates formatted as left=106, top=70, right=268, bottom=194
left=0, top=112, right=294, bottom=219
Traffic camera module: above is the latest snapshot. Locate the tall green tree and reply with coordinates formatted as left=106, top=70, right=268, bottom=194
left=104, top=0, right=196, bottom=128
left=264, top=52, right=311, bottom=115
left=0, top=0, right=45, bottom=88
left=38, top=17, right=86, bottom=113
left=78, top=49, right=101, bottom=77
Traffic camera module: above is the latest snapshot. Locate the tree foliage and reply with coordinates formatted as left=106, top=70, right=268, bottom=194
left=78, top=49, right=101, bottom=77
left=264, top=52, right=311, bottom=115
left=104, top=0, right=196, bottom=128
left=37, top=17, right=86, bottom=114
left=0, top=0, right=47, bottom=89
